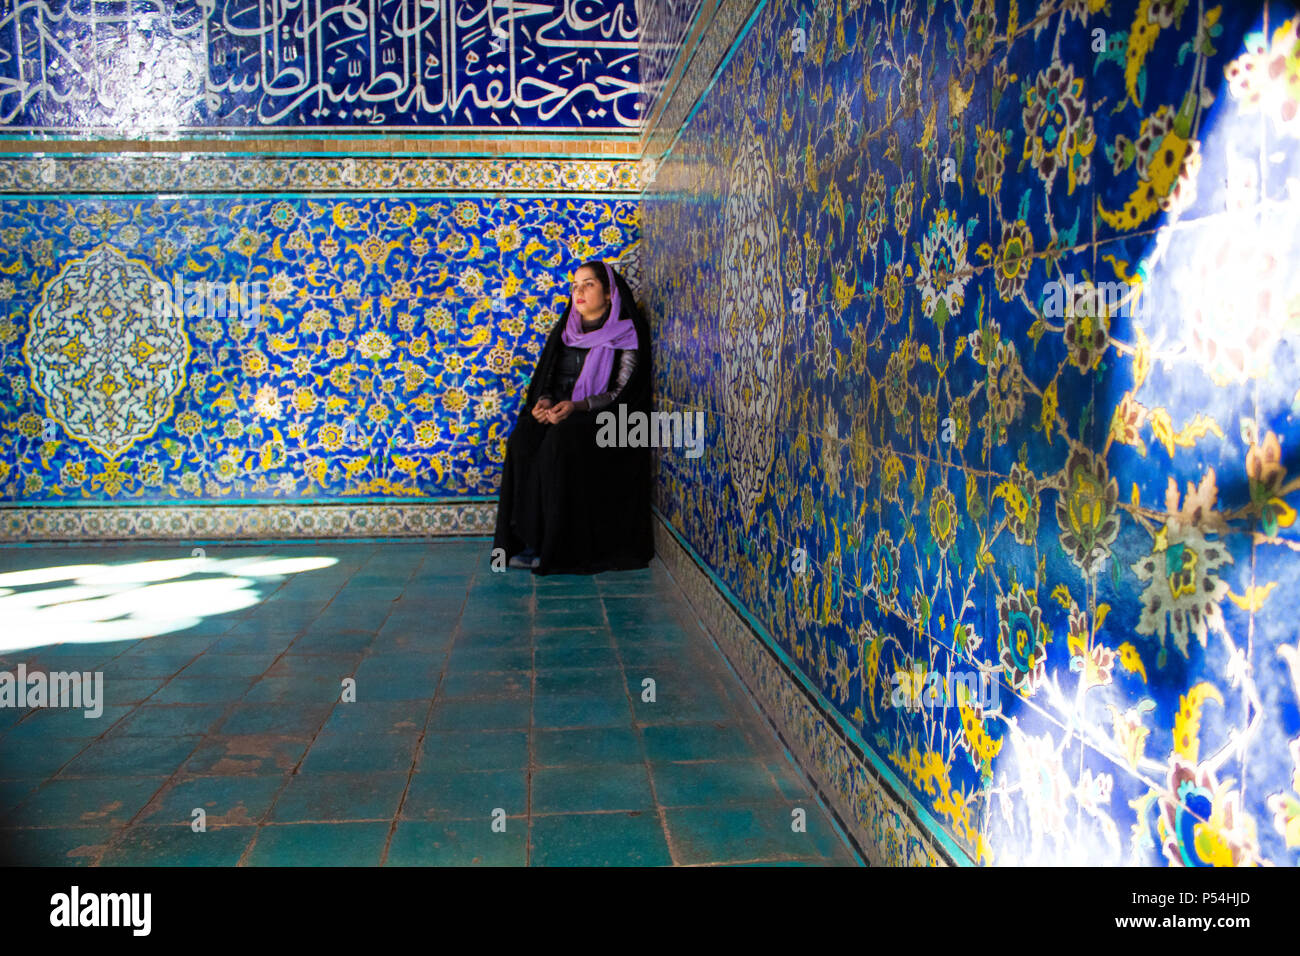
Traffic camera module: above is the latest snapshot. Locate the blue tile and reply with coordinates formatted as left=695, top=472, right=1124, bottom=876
left=532, top=764, right=654, bottom=813
left=101, top=824, right=256, bottom=866
left=135, top=774, right=285, bottom=827
left=267, top=771, right=408, bottom=823
left=7, top=776, right=168, bottom=827
left=533, top=727, right=644, bottom=767
left=402, top=769, right=527, bottom=821
left=386, top=820, right=526, bottom=865
left=420, top=730, right=529, bottom=772
left=246, top=822, right=390, bottom=866
left=299, top=732, right=420, bottom=773
left=529, top=812, right=671, bottom=866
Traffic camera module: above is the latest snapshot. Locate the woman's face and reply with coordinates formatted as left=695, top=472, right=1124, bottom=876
left=572, top=266, right=608, bottom=320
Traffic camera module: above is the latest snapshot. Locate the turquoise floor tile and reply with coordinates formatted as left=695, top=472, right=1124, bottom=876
left=453, top=627, right=531, bottom=650
left=60, top=736, right=199, bottom=777
left=428, top=696, right=530, bottom=731
left=765, top=757, right=816, bottom=801
left=100, top=653, right=200, bottom=680
left=267, top=771, right=408, bottom=822
left=246, top=822, right=390, bottom=865
left=534, top=577, right=599, bottom=596
left=140, top=633, right=227, bottom=655
left=352, top=653, right=442, bottom=679
left=401, top=769, right=526, bottom=821
left=534, top=666, right=626, bottom=697
left=596, top=573, right=677, bottom=596
left=180, top=652, right=279, bottom=678
left=533, top=627, right=613, bottom=649
left=664, top=802, right=852, bottom=864
left=7, top=776, right=168, bottom=827
left=100, top=824, right=256, bottom=866
left=0, top=707, right=27, bottom=733
left=208, top=632, right=298, bottom=654
left=532, top=764, right=655, bottom=813
left=217, top=703, right=333, bottom=736
left=182, top=735, right=312, bottom=775
left=631, top=684, right=734, bottom=724
left=602, top=598, right=682, bottom=628
left=320, top=700, right=428, bottom=735
left=298, top=732, right=420, bottom=773
left=533, top=727, right=644, bottom=767
left=0, top=779, right=41, bottom=818
left=385, top=602, right=465, bottom=625
left=0, top=826, right=114, bottom=865
left=445, top=646, right=533, bottom=673
left=149, top=677, right=255, bottom=705
left=345, top=671, right=438, bottom=702
left=533, top=693, right=634, bottom=730
left=29, top=644, right=133, bottom=664
left=436, top=669, right=529, bottom=699
left=349, top=573, right=408, bottom=588
left=616, top=622, right=699, bottom=647
left=459, top=607, right=531, bottom=629
left=241, top=675, right=343, bottom=705
left=641, top=723, right=757, bottom=762
left=529, top=811, right=671, bottom=866
left=2, top=706, right=132, bottom=740
left=533, top=598, right=603, bottom=621
left=290, top=628, right=377, bottom=654
left=266, top=653, right=359, bottom=679
left=420, top=730, right=529, bottom=772
left=386, top=820, right=526, bottom=865
left=136, top=774, right=286, bottom=826
left=535, top=646, right=621, bottom=670
left=368, top=630, right=453, bottom=655
left=106, top=704, right=230, bottom=738
left=534, top=605, right=606, bottom=630
left=649, top=759, right=788, bottom=808
left=0, top=736, right=88, bottom=776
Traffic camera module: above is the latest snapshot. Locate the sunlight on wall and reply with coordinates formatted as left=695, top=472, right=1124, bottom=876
left=0, top=555, right=338, bottom=652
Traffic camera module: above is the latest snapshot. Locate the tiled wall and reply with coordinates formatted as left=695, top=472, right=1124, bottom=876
left=643, top=0, right=1300, bottom=865
left=0, top=2, right=647, bottom=537
left=1, top=192, right=639, bottom=504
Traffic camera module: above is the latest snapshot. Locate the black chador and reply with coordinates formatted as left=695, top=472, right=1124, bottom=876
left=491, top=262, right=654, bottom=575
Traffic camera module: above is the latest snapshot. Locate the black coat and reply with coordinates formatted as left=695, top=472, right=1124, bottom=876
left=491, top=266, right=654, bottom=575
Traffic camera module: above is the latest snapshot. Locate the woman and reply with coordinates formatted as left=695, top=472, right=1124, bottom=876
left=492, top=259, right=654, bottom=574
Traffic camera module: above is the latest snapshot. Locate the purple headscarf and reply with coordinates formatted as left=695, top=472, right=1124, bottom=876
left=561, top=261, right=640, bottom=404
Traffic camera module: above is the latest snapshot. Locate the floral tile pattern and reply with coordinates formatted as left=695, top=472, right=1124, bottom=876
left=645, top=0, right=1300, bottom=865
left=1, top=197, right=639, bottom=505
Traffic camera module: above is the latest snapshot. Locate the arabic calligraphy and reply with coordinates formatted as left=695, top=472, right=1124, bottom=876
left=0, top=0, right=641, bottom=132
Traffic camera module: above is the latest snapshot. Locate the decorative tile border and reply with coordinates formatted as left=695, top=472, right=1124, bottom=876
left=641, top=0, right=762, bottom=164
left=0, top=501, right=497, bottom=541
left=0, top=156, right=653, bottom=195
left=652, top=507, right=962, bottom=867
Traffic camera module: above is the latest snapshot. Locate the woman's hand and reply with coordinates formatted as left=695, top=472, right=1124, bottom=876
left=545, top=400, right=577, bottom=424
left=531, top=398, right=553, bottom=422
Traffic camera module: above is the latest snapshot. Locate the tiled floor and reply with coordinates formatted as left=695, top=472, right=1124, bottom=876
left=0, top=540, right=860, bottom=866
